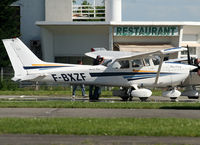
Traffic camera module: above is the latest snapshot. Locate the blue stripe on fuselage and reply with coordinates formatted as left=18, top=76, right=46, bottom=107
left=24, top=66, right=72, bottom=70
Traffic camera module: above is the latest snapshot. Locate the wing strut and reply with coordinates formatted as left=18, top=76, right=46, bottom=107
left=154, top=55, right=164, bottom=85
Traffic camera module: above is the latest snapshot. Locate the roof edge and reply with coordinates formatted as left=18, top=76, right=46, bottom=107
left=36, top=21, right=200, bottom=26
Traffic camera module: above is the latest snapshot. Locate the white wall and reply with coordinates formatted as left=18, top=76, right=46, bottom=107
left=45, top=0, right=72, bottom=21
left=16, top=0, right=45, bottom=47
left=54, top=26, right=109, bottom=56
left=182, top=26, right=200, bottom=57
left=41, top=28, right=54, bottom=62
left=40, top=26, right=109, bottom=61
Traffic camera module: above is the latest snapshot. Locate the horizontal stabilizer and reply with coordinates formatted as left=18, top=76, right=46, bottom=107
left=12, top=74, right=47, bottom=82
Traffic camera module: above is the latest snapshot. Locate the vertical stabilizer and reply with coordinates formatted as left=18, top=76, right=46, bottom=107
left=2, top=38, right=44, bottom=81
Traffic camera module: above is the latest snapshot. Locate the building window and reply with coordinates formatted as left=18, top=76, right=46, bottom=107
left=181, top=47, right=196, bottom=55
left=72, top=0, right=105, bottom=21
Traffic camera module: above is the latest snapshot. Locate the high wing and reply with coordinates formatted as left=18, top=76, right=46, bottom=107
left=115, top=47, right=187, bottom=61
left=113, top=47, right=187, bottom=85
left=85, top=50, right=142, bottom=60
left=85, top=47, right=187, bottom=85
left=165, top=57, right=188, bottom=63
left=85, top=47, right=187, bottom=60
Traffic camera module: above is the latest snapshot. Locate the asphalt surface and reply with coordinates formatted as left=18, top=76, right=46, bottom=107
left=0, top=95, right=200, bottom=102
left=0, top=95, right=200, bottom=145
left=1, top=135, right=200, bottom=145
left=0, top=108, right=200, bottom=118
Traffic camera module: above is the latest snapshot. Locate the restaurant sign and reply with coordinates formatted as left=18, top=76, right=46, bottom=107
left=114, top=26, right=179, bottom=36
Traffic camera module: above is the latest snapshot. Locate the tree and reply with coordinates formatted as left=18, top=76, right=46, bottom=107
left=0, top=0, right=20, bottom=67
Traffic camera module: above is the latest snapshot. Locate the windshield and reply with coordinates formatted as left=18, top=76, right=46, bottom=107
left=102, top=59, right=112, bottom=66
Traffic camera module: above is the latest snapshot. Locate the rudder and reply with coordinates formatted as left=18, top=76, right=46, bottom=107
left=2, top=38, right=43, bottom=80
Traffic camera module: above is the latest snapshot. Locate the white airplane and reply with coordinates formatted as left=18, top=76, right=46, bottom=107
left=2, top=38, right=198, bottom=101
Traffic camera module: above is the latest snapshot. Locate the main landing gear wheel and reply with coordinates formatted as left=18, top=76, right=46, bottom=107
left=121, top=95, right=129, bottom=101
left=182, top=86, right=199, bottom=99
left=139, top=97, right=148, bottom=102
left=188, top=96, right=199, bottom=99
left=119, top=88, right=132, bottom=101
left=162, top=87, right=181, bottom=101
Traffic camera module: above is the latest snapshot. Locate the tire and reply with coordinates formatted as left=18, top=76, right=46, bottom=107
left=139, top=97, right=148, bottom=102
left=188, top=96, right=199, bottom=99
left=121, top=96, right=129, bottom=101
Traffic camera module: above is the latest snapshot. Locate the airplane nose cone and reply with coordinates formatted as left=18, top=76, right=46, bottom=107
left=189, top=65, right=197, bottom=71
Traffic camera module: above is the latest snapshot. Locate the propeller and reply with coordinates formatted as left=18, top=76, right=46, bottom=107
left=187, top=45, right=192, bottom=65
left=187, top=45, right=200, bottom=76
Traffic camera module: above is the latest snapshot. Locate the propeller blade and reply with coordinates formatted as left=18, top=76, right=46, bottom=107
left=187, top=45, right=192, bottom=65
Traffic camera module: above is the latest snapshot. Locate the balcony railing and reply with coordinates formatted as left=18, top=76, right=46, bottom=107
left=72, top=5, right=105, bottom=21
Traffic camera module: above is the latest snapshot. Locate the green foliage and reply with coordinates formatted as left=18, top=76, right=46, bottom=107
left=0, top=118, right=200, bottom=136
left=0, top=0, right=20, bottom=67
left=0, top=80, right=19, bottom=90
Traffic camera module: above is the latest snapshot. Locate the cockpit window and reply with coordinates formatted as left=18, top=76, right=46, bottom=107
left=119, top=60, right=130, bottom=68
left=152, top=55, right=161, bottom=65
left=144, top=58, right=150, bottom=66
left=102, top=59, right=112, bottom=66
left=132, top=59, right=144, bottom=68
left=112, top=60, right=130, bottom=69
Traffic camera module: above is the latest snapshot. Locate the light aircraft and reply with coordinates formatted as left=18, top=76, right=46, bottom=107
left=2, top=38, right=199, bottom=101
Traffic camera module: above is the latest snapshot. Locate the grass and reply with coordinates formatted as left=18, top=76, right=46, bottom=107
left=0, top=90, right=114, bottom=97
left=0, top=101, right=199, bottom=109
left=0, top=117, right=200, bottom=136
left=0, top=88, right=162, bottom=96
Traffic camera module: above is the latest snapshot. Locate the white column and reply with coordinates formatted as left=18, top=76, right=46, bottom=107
left=41, top=27, right=54, bottom=62
left=108, top=26, right=113, bottom=50
left=178, top=26, right=183, bottom=47
left=177, top=26, right=183, bottom=58
left=196, top=33, right=200, bottom=58
left=105, top=0, right=121, bottom=22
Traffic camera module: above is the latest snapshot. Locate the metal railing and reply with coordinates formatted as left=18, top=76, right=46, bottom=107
left=72, top=5, right=105, bottom=21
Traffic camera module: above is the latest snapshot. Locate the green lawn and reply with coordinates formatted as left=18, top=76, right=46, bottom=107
left=0, top=118, right=199, bottom=136
left=0, top=89, right=162, bottom=97
left=0, top=90, right=114, bottom=97
left=0, top=101, right=199, bottom=109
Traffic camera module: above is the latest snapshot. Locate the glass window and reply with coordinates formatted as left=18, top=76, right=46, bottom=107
left=144, top=58, right=150, bottom=66
left=132, top=59, right=144, bottom=67
left=181, top=47, right=196, bottom=55
left=112, top=60, right=130, bottom=69
left=72, top=0, right=105, bottom=21
left=102, top=59, right=112, bottom=67
left=152, top=55, right=161, bottom=65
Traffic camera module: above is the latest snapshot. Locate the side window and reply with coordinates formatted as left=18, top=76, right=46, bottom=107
left=144, top=58, right=150, bottom=66
left=152, top=55, right=161, bottom=65
left=119, top=60, right=130, bottom=69
left=132, top=59, right=144, bottom=68
left=112, top=60, right=130, bottom=69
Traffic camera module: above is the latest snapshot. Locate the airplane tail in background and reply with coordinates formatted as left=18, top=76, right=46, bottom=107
left=2, top=38, right=44, bottom=81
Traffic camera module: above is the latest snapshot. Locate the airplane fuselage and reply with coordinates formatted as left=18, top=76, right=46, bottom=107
left=30, top=62, right=194, bottom=88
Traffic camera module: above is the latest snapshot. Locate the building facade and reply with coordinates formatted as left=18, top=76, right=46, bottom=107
left=15, top=0, right=200, bottom=64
